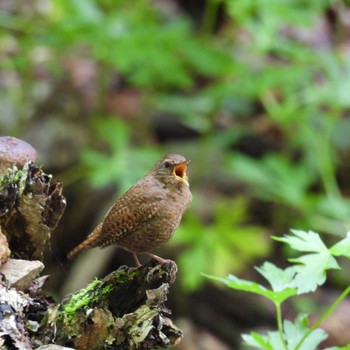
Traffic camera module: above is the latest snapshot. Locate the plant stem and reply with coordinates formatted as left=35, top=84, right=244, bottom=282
left=276, top=302, right=288, bottom=350
left=200, top=0, right=219, bottom=36
left=294, top=285, right=350, bottom=350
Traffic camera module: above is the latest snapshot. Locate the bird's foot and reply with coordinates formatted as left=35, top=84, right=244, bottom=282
left=145, top=253, right=178, bottom=283
left=144, top=252, right=172, bottom=265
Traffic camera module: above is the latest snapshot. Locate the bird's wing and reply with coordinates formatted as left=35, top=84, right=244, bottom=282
left=99, top=183, right=162, bottom=246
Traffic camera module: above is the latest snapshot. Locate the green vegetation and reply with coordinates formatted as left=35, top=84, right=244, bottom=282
left=2, top=0, right=350, bottom=347
left=174, top=197, right=270, bottom=290
left=61, top=268, right=132, bottom=323
left=62, top=278, right=102, bottom=322
left=206, top=230, right=350, bottom=349
left=81, top=118, right=161, bottom=193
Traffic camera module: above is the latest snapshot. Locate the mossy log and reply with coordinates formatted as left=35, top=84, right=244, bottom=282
left=52, top=261, right=181, bottom=349
left=0, top=259, right=181, bottom=350
left=0, top=163, right=182, bottom=350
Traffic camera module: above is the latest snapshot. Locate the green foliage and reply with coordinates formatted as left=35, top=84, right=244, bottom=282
left=49, top=0, right=232, bottom=90
left=3, top=0, right=350, bottom=302
left=174, top=197, right=270, bottom=291
left=227, top=149, right=350, bottom=235
left=205, top=230, right=350, bottom=349
left=242, top=315, right=328, bottom=350
left=330, top=232, right=350, bottom=259
left=227, top=154, right=315, bottom=208
left=274, top=230, right=339, bottom=293
left=206, top=266, right=297, bottom=304
left=81, top=117, right=161, bottom=194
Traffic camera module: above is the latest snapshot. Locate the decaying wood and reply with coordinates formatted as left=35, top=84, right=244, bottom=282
left=53, top=261, right=181, bottom=349
left=0, top=163, right=66, bottom=260
left=0, top=259, right=181, bottom=350
left=0, top=164, right=182, bottom=350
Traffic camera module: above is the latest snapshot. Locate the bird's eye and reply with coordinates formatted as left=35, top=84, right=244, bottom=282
left=164, top=161, right=171, bottom=168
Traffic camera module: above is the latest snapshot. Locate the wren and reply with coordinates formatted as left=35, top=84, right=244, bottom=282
left=68, top=154, right=192, bottom=266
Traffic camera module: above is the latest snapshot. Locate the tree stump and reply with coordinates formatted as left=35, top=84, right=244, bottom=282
left=53, top=261, right=181, bottom=349
left=0, top=163, right=182, bottom=349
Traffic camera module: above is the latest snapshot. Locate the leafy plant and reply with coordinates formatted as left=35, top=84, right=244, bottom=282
left=205, top=230, right=350, bottom=349
left=4, top=1, right=350, bottom=324
left=49, top=0, right=233, bottom=90
left=173, top=197, right=271, bottom=291
left=227, top=153, right=315, bottom=209
left=227, top=151, right=350, bottom=235
left=81, top=117, right=161, bottom=194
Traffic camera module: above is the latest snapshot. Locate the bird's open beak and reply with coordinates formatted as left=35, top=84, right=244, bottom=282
left=173, top=161, right=189, bottom=186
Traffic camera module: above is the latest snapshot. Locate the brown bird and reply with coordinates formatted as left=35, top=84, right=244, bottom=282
left=68, top=154, right=192, bottom=266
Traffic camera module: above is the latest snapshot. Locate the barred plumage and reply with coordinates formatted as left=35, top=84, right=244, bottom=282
left=68, top=154, right=192, bottom=265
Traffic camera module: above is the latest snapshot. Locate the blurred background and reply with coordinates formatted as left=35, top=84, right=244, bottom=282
left=1, top=0, right=350, bottom=348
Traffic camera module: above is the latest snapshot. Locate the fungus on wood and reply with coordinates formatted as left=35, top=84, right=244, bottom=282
left=0, top=136, right=37, bottom=176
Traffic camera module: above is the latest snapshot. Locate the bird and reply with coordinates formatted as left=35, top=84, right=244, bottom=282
left=68, top=154, right=192, bottom=266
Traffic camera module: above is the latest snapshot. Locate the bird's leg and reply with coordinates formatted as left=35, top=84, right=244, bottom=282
left=144, top=252, right=171, bottom=265
left=132, top=252, right=141, bottom=267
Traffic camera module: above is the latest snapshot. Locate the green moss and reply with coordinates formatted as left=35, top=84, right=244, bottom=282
left=62, top=278, right=100, bottom=320
left=0, top=165, right=28, bottom=195
left=61, top=268, right=138, bottom=323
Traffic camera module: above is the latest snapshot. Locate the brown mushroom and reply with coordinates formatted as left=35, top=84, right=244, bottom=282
left=0, top=136, right=37, bottom=174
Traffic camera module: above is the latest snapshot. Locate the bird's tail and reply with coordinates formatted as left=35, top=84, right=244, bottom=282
left=67, top=223, right=103, bottom=259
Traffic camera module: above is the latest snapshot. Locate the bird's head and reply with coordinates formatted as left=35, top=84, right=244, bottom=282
left=152, top=154, right=189, bottom=187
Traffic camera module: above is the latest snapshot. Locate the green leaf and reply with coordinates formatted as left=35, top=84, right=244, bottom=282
left=255, top=262, right=296, bottom=292
left=289, top=253, right=338, bottom=294
left=204, top=273, right=297, bottom=304
left=242, top=332, right=273, bottom=350
left=284, top=315, right=328, bottom=350
left=243, top=315, right=329, bottom=350
left=205, top=274, right=271, bottom=297
left=176, top=197, right=271, bottom=291
left=330, top=232, right=350, bottom=259
left=275, top=230, right=340, bottom=293
left=243, top=330, right=284, bottom=350
left=274, top=230, right=327, bottom=253
left=292, top=328, right=329, bottom=350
